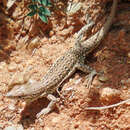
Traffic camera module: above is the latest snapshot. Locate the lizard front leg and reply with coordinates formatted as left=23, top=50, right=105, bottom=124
left=36, top=94, right=59, bottom=118
left=76, top=62, right=97, bottom=88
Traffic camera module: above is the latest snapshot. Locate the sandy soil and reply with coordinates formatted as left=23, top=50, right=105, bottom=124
left=0, top=0, right=130, bottom=129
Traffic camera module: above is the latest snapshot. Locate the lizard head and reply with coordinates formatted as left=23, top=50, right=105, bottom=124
left=6, top=79, right=45, bottom=102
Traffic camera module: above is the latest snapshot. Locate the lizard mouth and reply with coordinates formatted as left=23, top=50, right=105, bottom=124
left=6, top=91, right=41, bottom=102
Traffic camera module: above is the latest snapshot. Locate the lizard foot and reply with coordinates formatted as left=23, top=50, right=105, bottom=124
left=84, top=70, right=97, bottom=89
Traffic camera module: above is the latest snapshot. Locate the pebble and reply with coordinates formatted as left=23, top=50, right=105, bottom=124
left=4, top=124, right=24, bottom=130
left=126, top=78, right=130, bottom=84
left=44, top=126, right=51, bottom=130
left=16, top=124, right=24, bottom=130
left=52, top=116, right=61, bottom=123
left=127, top=52, right=130, bottom=63
left=0, top=105, right=5, bottom=111
left=8, top=62, right=17, bottom=72
left=20, top=101, right=26, bottom=108
left=0, top=62, right=6, bottom=70
left=49, top=30, right=54, bottom=37
left=121, top=79, right=125, bottom=84
left=127, top=52, right=130, bottom=58
left=100, top=87, right=121, bottom=103
left=0, top=93, right=3, bottom=100
left=98, top=75, right=109, bottom=82
left=4, top=126, right=17, bottom=130
left=50, top=36, right=57, bottom=42
left=67, top=2, right=82, bottom=16
left=8, top=103, right=16, bottom=111
left=30, top=128, right=35, bottom=130
left=122, top=86, right=127, bottom=89
left=127, top=59, right=130, bottom=64
left=121, top=78, right=130, bottom=84
left=73, top=121, right=80, bottom=128
left=125, top=100, right=130, bottom=105
left=10, top=73, right=30, bottom=86
left=75, top=78, right=81, bottom=84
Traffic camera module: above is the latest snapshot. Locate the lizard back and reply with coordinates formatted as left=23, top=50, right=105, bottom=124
left=40, top=46, right=84, bottom=92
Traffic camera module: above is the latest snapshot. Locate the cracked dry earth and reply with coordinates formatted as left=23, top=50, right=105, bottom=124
left=0, top=0, right=130, bottom=130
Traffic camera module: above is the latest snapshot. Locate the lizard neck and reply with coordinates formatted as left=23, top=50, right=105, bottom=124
left=82, top=0, right=117, bottom=55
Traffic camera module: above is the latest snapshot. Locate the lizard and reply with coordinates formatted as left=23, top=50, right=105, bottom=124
left=6, top=0, right=118, bottom=118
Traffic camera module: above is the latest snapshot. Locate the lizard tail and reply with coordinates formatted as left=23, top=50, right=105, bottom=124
left=83, top=0, right=118, bottom=53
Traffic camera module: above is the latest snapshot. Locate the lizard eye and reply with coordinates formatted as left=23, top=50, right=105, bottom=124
left=18, top=96, right=21, bottom=98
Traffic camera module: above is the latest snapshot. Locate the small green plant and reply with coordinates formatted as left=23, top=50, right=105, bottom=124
left=27, top=0, right=51, bottom=23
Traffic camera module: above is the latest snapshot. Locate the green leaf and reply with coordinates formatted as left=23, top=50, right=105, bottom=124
left=28, top=4, right=37, bottom=10
left=38, top=12, right=48, bottom=23
left=39, top=7, right=51, bottom=16
left=46, top=0, right=52, bottom=7
left=32, top=0, right=37, bottom=2
left=37, top=0, right=42, bottom=4
left=37, top=0, right=52, bottom=7
left=41, top=0, right=47, bottom=6
left=27, top=11, right=36, bottom=16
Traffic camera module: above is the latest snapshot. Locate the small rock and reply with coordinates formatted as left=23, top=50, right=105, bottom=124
left=37, top=118, right=43, bottom=124
left=0, top=105, right=5, bottom=111
left=49, top=30, right=54, bottom=37
left=44, top=126, right=51, bottom=130
left=127, top=52, right=130, bottom=58
left=0, top=93, right=3, bottom=100
left=125, top=100, right=130, bottom=105
left=75, top=78, right=81, bottom=84
left=52, top=116, right=61, bottom=123
left=30, top=128, right=35, bottom=130
left=69, top=78, right=73, bottom=82
left=16, top=124, right=24, bottom=130
left=127, top=59, right=130, bottom=64
left=20, top=101, right=26, bottom=108
left=27, top=38, right=40, bottom=50
left=100, top=87, right=121, bottom=104
left=8, top=62, right=17, bottom=72
left=0, top=64, right=4, bottom=70
left=4, top=126, right=17, bottom=130
left=15, top=58, right=22, bottom=64
left=9, top=73, right=30, bottom=87
left=98, top=75, right=109, bottom=82
left=122, top=86, right=127, bottom=89
left=18, top=108, right=24, bottom=114
left=8, top=103, right=16, bottom=111
left=64, top=87, right=74, bottom=91
left=121, top=79, right=125, bottom=84
left=6, top=0, right=16, bottom=10
left=67, top=2, right=82, bottom=16
left=58, top=29, right=69, bottom=36
left=50, top=36, right=57, bottom=42
left=4, top=124, right=24, bottom=130
left=121, top=78, right=130, bottom=84
left=126, top=78, right=130, bottom=84
left=24, top=18, right=31, bottom=30
left=73, top=121, right=80, bottom=128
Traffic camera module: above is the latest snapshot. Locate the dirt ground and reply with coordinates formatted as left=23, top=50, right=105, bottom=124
left=0, top=0, right=130, bottom=129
